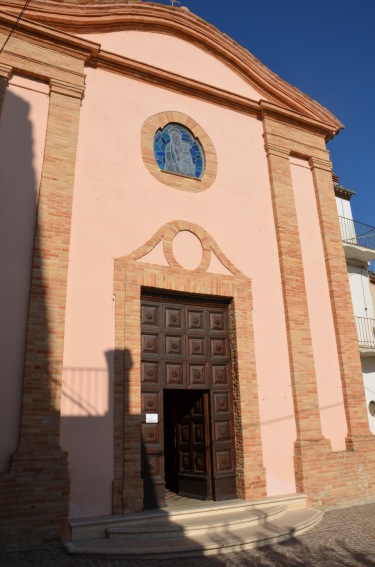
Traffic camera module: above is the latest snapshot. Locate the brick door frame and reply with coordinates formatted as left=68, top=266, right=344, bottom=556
left=112, top=220, right=267, bottom=514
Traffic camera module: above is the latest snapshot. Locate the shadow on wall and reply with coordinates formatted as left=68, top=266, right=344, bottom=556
left=0, top=90, right=39, bottom=472
left=61, top=349, right=158, bottom=518
left=60, top=352, right=116, bottom=519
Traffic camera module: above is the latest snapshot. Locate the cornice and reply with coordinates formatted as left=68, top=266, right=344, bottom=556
left=260, top=101, right=339, bottom=140
left=91, top=50, right=341, bottom=138
left=334, top=185, right=355, bottom=201
left=0, top=1, right=343, bottom=135
left=95, top=49, right=261, bottom=114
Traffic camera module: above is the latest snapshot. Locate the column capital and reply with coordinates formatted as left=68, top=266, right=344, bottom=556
left=264, top=141, right=291, bottom=159
left=49, top=79, right=85, bottom=100
left=308, top=155, right=332, bottom=173
left=0, top=63, right=12, bottom=81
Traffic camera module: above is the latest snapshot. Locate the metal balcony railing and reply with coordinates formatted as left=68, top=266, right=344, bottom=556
left=355, top=316, right=375, bottom=349
left=339, top=217, right=375, bottom=251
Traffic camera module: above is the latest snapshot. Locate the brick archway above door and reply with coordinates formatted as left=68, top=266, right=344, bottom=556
left=112, top=221, right=266, bottom=514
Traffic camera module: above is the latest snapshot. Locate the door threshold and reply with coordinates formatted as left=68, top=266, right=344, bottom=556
left=165, top=491, right=214, bottom=509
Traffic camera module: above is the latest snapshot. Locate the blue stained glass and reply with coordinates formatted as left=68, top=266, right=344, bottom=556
left=153, top=123, right=205, bottom=179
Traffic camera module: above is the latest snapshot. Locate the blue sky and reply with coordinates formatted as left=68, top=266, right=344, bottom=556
left=153, top=0, right=375, bottom=227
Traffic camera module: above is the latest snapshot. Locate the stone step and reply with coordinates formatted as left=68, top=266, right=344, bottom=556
left=107, top=504, right=286, bottom=539
left=65, top=508, right=323, bottom=559
left=69, top=493, right=306, bottom=541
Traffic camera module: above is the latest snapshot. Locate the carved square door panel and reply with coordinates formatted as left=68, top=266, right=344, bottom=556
left=141, top=303, right=160, bottom=327
left=188, top=337, right=206, bottom=357
left=165, top=335, right=184, bottom=357
left=165, top=362, right=185, bottom=387
left=165, top=306, right=184, bottom=329
left=209, top=310, right=227, bottom=332
left=141, top=391, right=160, bottom=414
left=188, top=364, right=208, bottom=387
left=141, top=423, right=160, bottom=445
left=142, top=334, right=159, bottom=355
left=211, top=365, right=229, bottom=387
left=141, top=362, right=160, bottom=386
left=213, top=392, right=230, bottom=413
left=187, top=309, right=205, bottom=331
left=210, top=338, right=227, bottom=357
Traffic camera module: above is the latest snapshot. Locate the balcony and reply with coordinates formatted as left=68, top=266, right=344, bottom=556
left=355, top=316, right=375, bottom=357
left=339, top=217, right=375, bottom=263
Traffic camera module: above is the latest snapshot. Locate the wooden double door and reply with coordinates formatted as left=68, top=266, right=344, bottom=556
left=141, top=291, right=237, bottom=508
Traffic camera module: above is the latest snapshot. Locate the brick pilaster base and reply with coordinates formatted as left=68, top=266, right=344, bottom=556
left=0, top=450, right=69, bottom=547
left=294, top=436, right=375, bottom=507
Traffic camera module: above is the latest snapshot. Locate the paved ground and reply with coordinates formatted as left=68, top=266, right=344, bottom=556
left=1, top=502, right=375, bottom=566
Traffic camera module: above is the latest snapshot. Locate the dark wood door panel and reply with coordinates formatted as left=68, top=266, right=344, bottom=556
left=165, top=305, right=184, bottom=330
left=186, top=308, right=206, bottom=332
left=141, top=391, right=160, bottom=413
left=141, top=293, right=236, bottom=506
left=177, top=390, right=210, bottom=499
left=141, top=302, right=161, bottom=327
left=165, top=334, right=184, bottom=357
left=141, top=333, right=159, bottom=355
left=165, top=361, right=185, bottom=387
left=141, top=361, right=160, bottom=386
left=209, top=309, right=227, bottom=332
left=211, top=364, right=229, bottom=387
left=188, top=363, right=209, bottom=388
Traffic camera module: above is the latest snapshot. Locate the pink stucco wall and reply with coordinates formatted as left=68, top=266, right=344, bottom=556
left=0, top=76, right=49, bottom=471
left=290, top=156, right=347, bottom=451
left=60, top=36, right=297, bottom=518
left=82, top=31, right=264, bottom=102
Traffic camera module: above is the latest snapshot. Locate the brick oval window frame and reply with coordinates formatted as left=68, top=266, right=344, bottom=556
left=141, top=111, right=217, bottom=193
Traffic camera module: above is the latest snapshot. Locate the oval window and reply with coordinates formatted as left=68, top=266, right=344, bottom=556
left=154, top=123, right=205, bottom=179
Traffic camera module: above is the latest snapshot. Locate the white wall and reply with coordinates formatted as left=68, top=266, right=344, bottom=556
left=347, top=264, right=375, bottom=319
left=337, top=195, right=375, bottom=435
left=362, top=358, right=375, bottom=434
left=336, top=196, right=356, bottom=243
left=335, top=195, right=353, bottom=220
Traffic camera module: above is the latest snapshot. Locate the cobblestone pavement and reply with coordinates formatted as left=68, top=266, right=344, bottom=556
left=1, top=503, right=375, bottom=567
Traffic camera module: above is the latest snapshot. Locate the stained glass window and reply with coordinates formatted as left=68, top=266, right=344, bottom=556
left=154, top=123, right=205, bottom=179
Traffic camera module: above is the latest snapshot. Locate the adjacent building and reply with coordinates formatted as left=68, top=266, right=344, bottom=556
left=335, top=175, right=375, bottom=434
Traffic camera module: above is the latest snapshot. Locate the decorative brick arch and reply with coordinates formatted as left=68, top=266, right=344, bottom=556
left=112, top=220, right=266, bottom=513
left=141, top=112, right=217, bottom=193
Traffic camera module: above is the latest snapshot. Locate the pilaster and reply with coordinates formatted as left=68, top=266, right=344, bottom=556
left=309, top=156, right=372, bottom=445
left=0, top=79, right=84, bottom=546
left=264, top=140, right=325, bottom=446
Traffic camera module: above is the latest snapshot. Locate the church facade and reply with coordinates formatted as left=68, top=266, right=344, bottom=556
left=1, top=0, right=375, bottom=546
